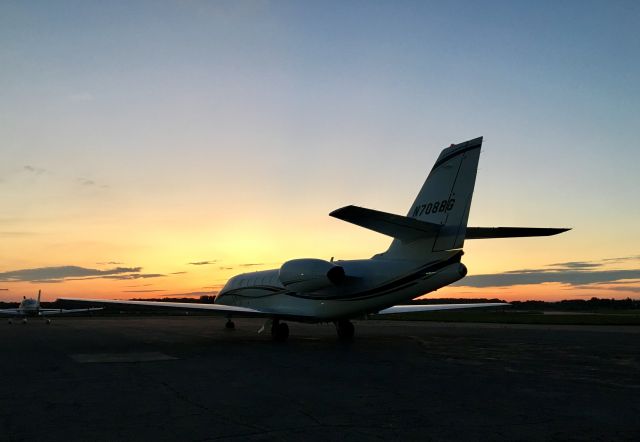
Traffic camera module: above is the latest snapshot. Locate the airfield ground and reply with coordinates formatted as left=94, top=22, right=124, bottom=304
left=1, top=317, right=638, bottom=441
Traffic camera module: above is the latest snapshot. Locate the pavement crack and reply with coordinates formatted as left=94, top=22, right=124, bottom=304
left=296, top=406, right=323, bottom=426
left=152, top=377, right=267, bottom=433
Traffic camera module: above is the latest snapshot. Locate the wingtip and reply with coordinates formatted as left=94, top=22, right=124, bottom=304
left=329, top=205, right=354, bottom=218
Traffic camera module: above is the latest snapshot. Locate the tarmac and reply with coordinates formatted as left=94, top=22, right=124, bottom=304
left=1, top=316, right=639, bottom=441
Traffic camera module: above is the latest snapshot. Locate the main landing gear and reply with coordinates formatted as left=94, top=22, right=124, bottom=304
left=229, top=317, right=354, bottom=342
left=271, top=319, right=289, bottom=342
left=335, top=319, right=355, bottom=340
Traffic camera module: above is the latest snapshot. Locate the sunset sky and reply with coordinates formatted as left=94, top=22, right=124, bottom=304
left=1, top=1, right=639, bottom=302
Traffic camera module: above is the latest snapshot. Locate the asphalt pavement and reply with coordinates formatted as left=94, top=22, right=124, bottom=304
left=1, top=317, right=638, bottom=441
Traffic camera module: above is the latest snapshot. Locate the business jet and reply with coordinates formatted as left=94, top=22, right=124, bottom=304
left=0, top=290, right=103, bottom=324
left=60, top=137, right=568, bottom=340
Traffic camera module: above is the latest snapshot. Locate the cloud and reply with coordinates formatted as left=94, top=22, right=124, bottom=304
left=570, top=279, right=640, bottom=293
left=602, top=279, right=640, bottom=285
left=547, top=261, right=602, bottom=270
left=0, top=266, right=165, bottom=283
left=455, top=265, right=640, bottom=289
left=123, top=289, right=168, bottom=293
left=97, top=261, right=124, bottom=265
left=545, top=255, right=640, bottom=271
left=26, top=279, right=64, bottom=284
left=576, top=279, right=640, bottom=287
left=102, top=273, right=165, bottom=280
left=188, top=260, right=217, bottom=266
left=77, top=178, right=96, bottom=186
left=171, top=271, right=187, bottom=275
left=601, top=255, right=640, bottom=263
left=456, top=255, right=640, bottom=289
left=77, top=177, right=109, bottom=189
left=216, top=263, right=270, bottom=270
left=0, top=288, right=8, bottom=291
left=23, top=165, right=47, bottom=175
left=0, top=266, right=141, bottom=282
left=154, top=290, right=221, bottom=298
left=602, top=286, right=640, bottom=293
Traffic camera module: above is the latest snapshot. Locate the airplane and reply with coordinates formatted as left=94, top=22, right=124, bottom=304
left=59, top=137, right=569, bottom=340
left=0, top=290, right=103, bottom=324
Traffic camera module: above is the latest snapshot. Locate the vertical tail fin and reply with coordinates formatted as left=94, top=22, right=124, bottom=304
left=37, top=290, right=42, bottom=306
left=385, top=137, right=482, bottom=259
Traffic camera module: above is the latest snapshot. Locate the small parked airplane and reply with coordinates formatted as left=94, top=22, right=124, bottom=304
left=1, top=290, right=103, bottom=324
left=60, top=137, right=569, bottom=340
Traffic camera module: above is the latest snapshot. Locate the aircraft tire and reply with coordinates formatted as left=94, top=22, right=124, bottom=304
left=336, top=319, right=355, bottom=340
left=272, top=322, right=289, bottom=342
left=225, top=320, right=235, bottom=330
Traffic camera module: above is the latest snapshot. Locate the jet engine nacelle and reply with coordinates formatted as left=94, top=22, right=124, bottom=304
left=279, top=258, right=346, bottom=292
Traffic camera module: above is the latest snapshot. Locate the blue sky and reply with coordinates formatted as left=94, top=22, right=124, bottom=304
left=1, top=1, right=638, bottom=300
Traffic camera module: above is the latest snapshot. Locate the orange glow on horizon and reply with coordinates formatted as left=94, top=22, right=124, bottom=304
left=1, top=275, right=638, bottom=304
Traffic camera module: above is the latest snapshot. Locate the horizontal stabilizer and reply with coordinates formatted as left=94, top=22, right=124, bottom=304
left=465, top=227, right=570, bottom=239
left=330, top=205, right=440, bottom=242
left=377, top=302, right=509, bottom=315
left=330, top=205, right=570, bottom=243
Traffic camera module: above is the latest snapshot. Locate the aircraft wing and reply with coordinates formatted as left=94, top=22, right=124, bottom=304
left=58, top=298, right=271, bottom=317
left=376, top=303, right=509, bottom=315
left=0, top=309, right=24, bottom=317
left=39, top=307, right=104, bottom=316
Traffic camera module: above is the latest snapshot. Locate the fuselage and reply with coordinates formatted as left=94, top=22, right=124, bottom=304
left=17, top=298, right=39, bottom=317
left=215, top=250, right=466, bottom=321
